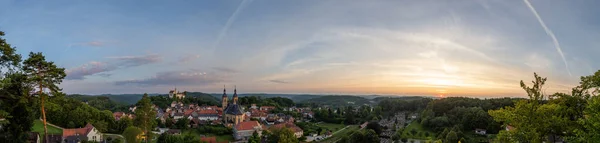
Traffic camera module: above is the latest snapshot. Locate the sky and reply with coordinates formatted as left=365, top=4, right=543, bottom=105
left=1, top=0, right=599, bottom=97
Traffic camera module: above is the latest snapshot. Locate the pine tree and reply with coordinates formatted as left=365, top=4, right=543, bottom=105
left=134, top=94, right=157, bottom=143
left=22, top=52, right=66, bottom=143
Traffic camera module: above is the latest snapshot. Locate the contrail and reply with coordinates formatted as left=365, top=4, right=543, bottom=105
left=211, top=0, right=252, bottom=52
left=524, top=0, right=572, bottom=76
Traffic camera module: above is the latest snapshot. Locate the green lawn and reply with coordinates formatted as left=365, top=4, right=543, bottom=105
left=31, top=120, right=62, bottom=137
left=320, top=125, right=359, bottom=143
left=401, top=121, right=436, bottom=140
left=317, top=123, right=346, bottom=134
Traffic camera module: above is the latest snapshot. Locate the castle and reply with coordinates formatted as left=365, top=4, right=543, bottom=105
left=169, top=88, right=186, bottom=99
left=222, top=86, right=245, bottom=125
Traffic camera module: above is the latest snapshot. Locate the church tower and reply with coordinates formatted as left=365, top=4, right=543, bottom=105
left=222, top=86, right=228, bottom=109
left=233, top=86, right=239, bottom=104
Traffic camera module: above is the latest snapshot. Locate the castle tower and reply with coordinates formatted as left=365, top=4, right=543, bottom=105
left=222, top=86, right=228, bottom=108
left=233, top=86, right=239, bottom=104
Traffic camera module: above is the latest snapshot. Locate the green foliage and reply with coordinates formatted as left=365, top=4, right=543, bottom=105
left=301, top=95, right=370, bottom=107
left=344, top=129, right=380, bottom=143
left=248, top=131, right=261, bottom=143
left=196, top=125, right=232, bottom=135
left=266, top=127, right=298, bottom=143
left=134, top=94, right=157, bottom=143
left=174, top=118, right=190, bottom=130
left=122, top=126, right=142, bottom=143
left=366, top=122, right=382, bottom=135
left=445, top=131, right=458, bottom=143
left=67, top=95, right=129, bottom=112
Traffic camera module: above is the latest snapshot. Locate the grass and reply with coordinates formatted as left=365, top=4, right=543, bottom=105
left=401, top=121, right=436, bottom=140
left=317, top=123, right=346, bottom=134
left=182, top=129, right=233, bottom=142
left=320, top=125, right=359, bottom=143
left=31, top=120, right=62, bottom=137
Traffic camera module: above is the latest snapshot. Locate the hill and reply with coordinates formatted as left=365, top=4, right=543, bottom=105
left=300, top=95, right=372, bottom=107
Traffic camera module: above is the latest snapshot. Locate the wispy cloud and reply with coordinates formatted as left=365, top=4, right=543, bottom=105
left=66, top=61, right=114, bottom=80
left=213, top=67, right=240, bottom=73
left=524, top=0, right=571, bottom=76
left=66, top=54, right=162, bottom=80
left=115, top=69, right=226, bottom=86
left=211, top=0, right=253, bottom=51
left=269, top=80, right=289, bottom=84
left=178, top=54, right=200, bottom=63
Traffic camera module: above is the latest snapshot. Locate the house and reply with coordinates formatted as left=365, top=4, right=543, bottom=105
left=27, top=132, right=40, bottom=143
left=173, top=112, right=184, bottom=120
left=198, top=110, right=219, bottom=121
left=250, top=104, right=258, bottom=109
left=360, top=122, right=368, bottom=129
left=47, top=134, right=63, bottom=143
left=190, top=118, right=201, bottom=128
left=260, top=106, right=275, bottom=111
left=200, top=136, right=217, bottom=143
left=475, top=129, right=487, bottom=135
left=62, top=123, right=103, bottom=143
left=272, top=122, right=304, bottom=138
left=113, top=112, right=128, bottom=121
left=233, top=121, right=263, bottom=141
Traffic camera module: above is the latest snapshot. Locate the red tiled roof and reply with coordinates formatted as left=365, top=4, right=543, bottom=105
left=199, top=110, right=218, bottom=115
left=235, top=121, right=260, bottom=131
left=200, top=136, right=217, bottom=143
left=184, top=109, right=194, bottom=116
left=62, top=124, right=94, bottom=138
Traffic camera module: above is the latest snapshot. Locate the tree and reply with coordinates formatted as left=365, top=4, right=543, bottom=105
left=175, top=118, right=190, bottom=130
left=366, top=122, right=382, bottom=135
left=122, top=126, right=143, bottom=143
left=134, top=94, right=157, bottom=143
left=248, top=130, right=261, bottom=143
left=0, top=72, right=35, bottom=142
left=267, top=127, right=298, bottom=143
left=363, top=129, right=380, bottom=143
left=445, top=131, right=458, bottom=143
left=401, top=137, right=408, bottom=143
left=22, top=52, right=66, bottom=142
left=489, top=73, right=561, bottom=142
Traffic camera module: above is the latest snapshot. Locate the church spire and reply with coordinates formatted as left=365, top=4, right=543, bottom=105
left=222, top=85, right=227, bottom=97
left=233, top=85, right=238, bottom=97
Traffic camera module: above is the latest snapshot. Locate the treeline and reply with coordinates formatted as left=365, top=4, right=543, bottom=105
left=68, top=94, right=130, bottom=112
left=378, top=97, right=432, bottom=117
left=489, top=72, right=600, bottom=142
left=238, top=96, right=295, bottom=108
left=419, top=97, right=517, bottom=133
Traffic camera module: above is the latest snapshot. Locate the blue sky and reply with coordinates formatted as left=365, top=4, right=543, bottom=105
left=1, top=0, right=599, bottom=97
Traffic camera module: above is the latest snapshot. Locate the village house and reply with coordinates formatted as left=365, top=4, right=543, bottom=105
left=260, top=106, right=276, bottom=112
left=62, top=123, right=103, bottom=143
left=233, top=121, right=263, bottom=141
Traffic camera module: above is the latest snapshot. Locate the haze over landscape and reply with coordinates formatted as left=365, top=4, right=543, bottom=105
left=1, top=0, right=599, bottom=97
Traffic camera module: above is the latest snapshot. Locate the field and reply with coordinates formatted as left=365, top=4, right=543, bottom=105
left=317, top=123, right=346, bottom=134
left=182, top=130, right=234, bottom=142
left=320, top=125, right=359, bottom=143
left=31, top=120, right=63, bottom=137
left=401, top=121, right=436, bottom=140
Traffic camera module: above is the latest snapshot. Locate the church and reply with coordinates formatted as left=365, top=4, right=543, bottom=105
left=222, top=87, right=245, bottom=126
